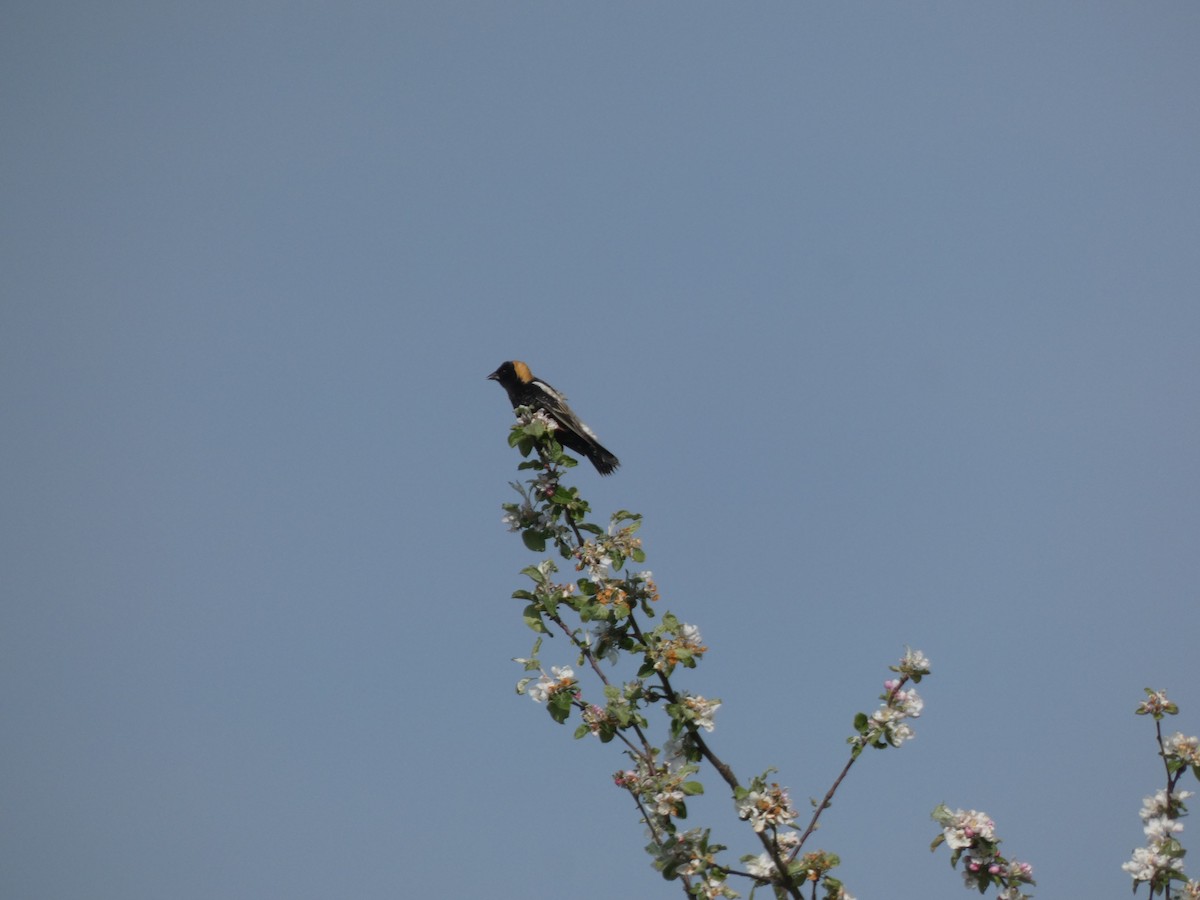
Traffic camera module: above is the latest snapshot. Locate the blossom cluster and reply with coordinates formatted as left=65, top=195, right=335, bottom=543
left=574, top=539, right=614, bottom=582
left=501, top=479, right=575, bottom=548
left=743, top=830, right=801, bottom=879
left=1137, top=689, right=1180, bottom=719
left=646, top=616, right=707, bottom=675
left=931, top=805, right=1035, bottom=900
left=528, top=665, right=577, bottom=705
left=589, top=571, right=659, bottom=616
left=894, top=646, right=931, bottom=681
left=501, top=480, right=548, bottom=531
left=613, top=751, right=707, bottom=865
left=574, top=513, right=647, bottom=581
left=680, top=694, right=721, bottom=733
left=528, top=559, right=576, bottom=607
left=736, top=781, right=798, bottom=834
left=1123, top=689, right=1200, bottom=898
left=1166, top=733, right=1200, bottom=770
left=852, top=665, right=926, bottom=750
left=940, top=807, right=995, bottom=851
left=651, top=827, right=718, bottom=878
left=871, top=682, right=923, bottom=746
left=1122, top=788, right=1192, bottom=892
left=515, top=408, right=559, bottom=433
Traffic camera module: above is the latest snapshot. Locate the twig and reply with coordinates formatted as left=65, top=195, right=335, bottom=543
left=626, top=613, right=802, bottom=897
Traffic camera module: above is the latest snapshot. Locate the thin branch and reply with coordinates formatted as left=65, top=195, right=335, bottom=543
left=626, top=614, right=741, bottom=791
left=792, top=750, right=859, bottom=859
left=626, top=613, right=803, bottom=898
left=550, top=612, right=611, bottom=685
left=549, top=610, right=656, bottom=759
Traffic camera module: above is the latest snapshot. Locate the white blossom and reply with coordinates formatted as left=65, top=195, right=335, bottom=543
left=1123, top=845, right=1173, bottom=881
left=653, top=789, right=685, bottom=818
left=899, top=647, right=930, bottom=675
left=745, top=853, right=775, bottom=879
left=1144, top=816, right=1184, bottom=843
left=529, top=666, right=575, bottom=704
left=683, top=694, right=721, bottom=732
left=941, top=809, right=996, bottom=851
left=1165, top=732, right=1200, bottom=767
left=736, top=784, right=797, bottom=833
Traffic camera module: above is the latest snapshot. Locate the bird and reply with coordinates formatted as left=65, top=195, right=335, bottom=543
left=488, top=360, right=620, bottom=475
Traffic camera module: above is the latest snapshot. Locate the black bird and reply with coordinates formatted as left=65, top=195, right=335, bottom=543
left=488, top=360, right=620, bottom=475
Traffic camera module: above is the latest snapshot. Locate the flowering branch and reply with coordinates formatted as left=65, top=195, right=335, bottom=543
left=497, top=416, right=937, bottom=899
left=1122, top=689, right=1200, bottom=898
left=930, top=806, right=1035, bottom=900
left=497, top=406, right=1200, bottom=900
left=790, top=651, right=928, bottom=860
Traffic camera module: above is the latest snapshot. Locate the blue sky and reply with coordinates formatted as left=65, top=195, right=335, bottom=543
left=3, top=4, right=1198, bottom=898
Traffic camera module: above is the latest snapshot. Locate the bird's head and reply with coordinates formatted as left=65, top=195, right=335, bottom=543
left=487, top=360, right=533, bottom=388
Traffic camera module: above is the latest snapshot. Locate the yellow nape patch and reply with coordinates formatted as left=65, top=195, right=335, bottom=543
left=513, top=360, right=533, bottom=383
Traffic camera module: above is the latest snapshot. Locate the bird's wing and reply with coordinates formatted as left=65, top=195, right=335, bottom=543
left=532, top=379, right=600, bottom=441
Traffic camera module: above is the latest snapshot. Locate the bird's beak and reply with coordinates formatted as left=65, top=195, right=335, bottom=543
left=486, top=369, right=500, bottom=381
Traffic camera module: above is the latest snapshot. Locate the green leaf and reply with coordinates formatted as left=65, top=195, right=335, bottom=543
left=612, top=511, right=642, bottom=531
left=522, top=531, right=547, bottom=552
left=521, top=564, right=548, bottom=584
left=548, top=691, right=573, bottom=724
left=682, top=781, right=704, bottom=796
left=853, top=712, right=869, bottom=734
left=522, top=604, right=549, bottom=633
left=632, top=548, right=646, bottom=563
